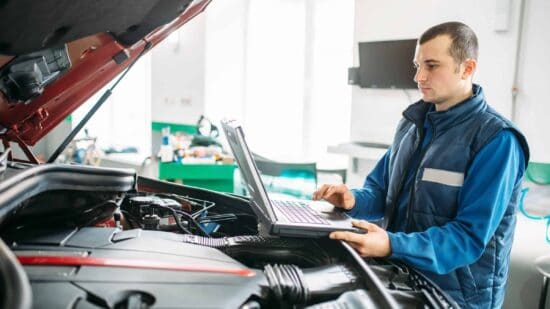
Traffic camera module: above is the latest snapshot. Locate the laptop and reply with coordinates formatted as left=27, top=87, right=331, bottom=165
left=221, top=119, right=359, bottom=238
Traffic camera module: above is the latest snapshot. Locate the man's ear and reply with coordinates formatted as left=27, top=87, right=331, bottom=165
left=461, top=58, right=477, bottom=79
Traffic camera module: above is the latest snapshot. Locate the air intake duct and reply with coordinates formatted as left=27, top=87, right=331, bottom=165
left=263, top=264, right=360, bottom=304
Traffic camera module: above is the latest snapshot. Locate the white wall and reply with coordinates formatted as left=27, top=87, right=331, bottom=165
left=243, top=1, right=307, bottom=159
left=203, top=0, right=354, bottom=166
left=351, top=0, right=525, bottom=145
left=203, top=0, right=248, bottom=122
left=73, top=53, right=151, bottom=155
left=150, top=13, right=207, bottom=125
left=515, top=0, right=550, bottom=162
left=305, top=0, right=354, bottom=167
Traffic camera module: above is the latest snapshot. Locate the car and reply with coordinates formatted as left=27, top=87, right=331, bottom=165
left=0, top=1, right=458, bottom=308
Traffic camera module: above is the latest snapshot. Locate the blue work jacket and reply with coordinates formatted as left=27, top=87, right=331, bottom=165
left=349, top=85, right=529, bottom=308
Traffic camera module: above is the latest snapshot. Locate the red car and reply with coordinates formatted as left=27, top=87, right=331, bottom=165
left=0, top=1, right=457, bottom=308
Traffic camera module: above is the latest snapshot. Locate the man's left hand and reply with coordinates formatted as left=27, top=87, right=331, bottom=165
left=329, top=220, right=391, bottom=257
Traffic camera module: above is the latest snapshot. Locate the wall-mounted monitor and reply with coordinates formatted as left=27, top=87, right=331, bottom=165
left=358, top=39, right=417, bottom=89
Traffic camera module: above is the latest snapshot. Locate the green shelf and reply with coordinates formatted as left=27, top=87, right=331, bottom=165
left=159, top=162, right=235, bottom=192
left=151, top=121, right=197, bottom=134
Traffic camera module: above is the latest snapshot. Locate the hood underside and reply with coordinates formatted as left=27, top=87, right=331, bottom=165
left=0, top=0, right=211, bottom=148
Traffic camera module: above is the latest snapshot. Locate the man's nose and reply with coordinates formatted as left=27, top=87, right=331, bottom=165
left=414, top=67, right=427, bottom=83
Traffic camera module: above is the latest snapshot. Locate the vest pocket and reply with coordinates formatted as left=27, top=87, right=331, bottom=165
left=415, top=168, right=462, bottom=218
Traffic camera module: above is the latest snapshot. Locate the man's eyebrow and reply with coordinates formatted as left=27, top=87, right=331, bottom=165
left=424, top=59, right=440, bottom=64
left=413, top=59, right=441, bottom=66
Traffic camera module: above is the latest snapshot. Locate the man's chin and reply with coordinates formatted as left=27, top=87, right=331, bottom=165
left=421, top=95, right=433, bottom=103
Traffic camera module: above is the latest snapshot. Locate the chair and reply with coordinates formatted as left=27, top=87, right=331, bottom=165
left=519, top=162, right=550, bottom=309
left=518, top=162, right=550, bottom=230
left=253, top=154, right=317, bottom=199
left=251, top=153, right=347, bottom=199
left=526, top=162, right=550, bottom=184
left=317, top=167, right=347, bottom=185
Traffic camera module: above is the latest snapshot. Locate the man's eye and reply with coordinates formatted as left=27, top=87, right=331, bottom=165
left=427, top=64, right=437, bottom=70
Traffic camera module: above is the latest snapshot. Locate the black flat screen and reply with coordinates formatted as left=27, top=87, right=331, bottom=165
left=358, top=39, right=417, bottom=89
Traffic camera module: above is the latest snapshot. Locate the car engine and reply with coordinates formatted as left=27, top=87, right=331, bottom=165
left=0, top=163, right=456, bottom=308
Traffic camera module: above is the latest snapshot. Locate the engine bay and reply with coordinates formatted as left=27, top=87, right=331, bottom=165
left=0, top=163, right=456, bottom=308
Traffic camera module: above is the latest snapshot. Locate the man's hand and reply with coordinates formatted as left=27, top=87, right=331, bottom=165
left=329, top=220, right=391, bottom=257
left=312, top=184, right=355, bottom=210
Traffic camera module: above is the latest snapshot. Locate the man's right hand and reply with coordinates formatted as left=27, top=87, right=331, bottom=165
left=312, top=184, right=355, bottom=210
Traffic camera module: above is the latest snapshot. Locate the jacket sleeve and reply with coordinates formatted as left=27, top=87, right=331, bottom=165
left=347, top=149, right=391, bottom=221
left=387, top=130, right=525, bottom=274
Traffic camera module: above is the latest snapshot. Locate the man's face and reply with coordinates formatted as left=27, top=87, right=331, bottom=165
left=413, top=35, right=468, bottom=109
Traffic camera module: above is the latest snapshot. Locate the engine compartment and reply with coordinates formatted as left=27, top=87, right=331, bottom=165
left=0, top=163, right=457, bottom=308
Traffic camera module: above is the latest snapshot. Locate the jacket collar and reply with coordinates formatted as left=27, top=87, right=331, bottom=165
left=403, top=84, right=486, bottom=132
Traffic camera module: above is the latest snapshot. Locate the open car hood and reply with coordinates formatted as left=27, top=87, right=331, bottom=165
left=0, top=3, right=460, bottom=307
left=0, top=0, right=211, bottom=151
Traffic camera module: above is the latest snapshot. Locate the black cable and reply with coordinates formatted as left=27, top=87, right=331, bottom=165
left=120, top=210, right=140, bottom=229
left=147, top=204, right=197, bottom=236
left=155, top=205, right=193, bottom=235
left=121, top=194, right=210, bottom=235
left=156, top=193, right=215, bottom=219
left=173, top=206, right=210, bottom=237
left=80, top=200, right=119, bottom=227
left=340, top=241, right=399, bottom=309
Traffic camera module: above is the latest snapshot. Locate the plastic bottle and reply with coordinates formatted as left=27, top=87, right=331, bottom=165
left=159, top=127, right=174, bottom=162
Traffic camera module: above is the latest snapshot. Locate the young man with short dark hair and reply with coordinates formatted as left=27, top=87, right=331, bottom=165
left=314, top=22, right=529, bottom=308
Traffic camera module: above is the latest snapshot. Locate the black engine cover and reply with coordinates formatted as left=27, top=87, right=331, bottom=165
left=8, top=227, right=265, bottom=308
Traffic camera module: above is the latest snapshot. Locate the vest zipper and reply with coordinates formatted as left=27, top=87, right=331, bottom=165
left=405, top=118, right=435, bottom=232
left=385, top=119, right=423, bottom=230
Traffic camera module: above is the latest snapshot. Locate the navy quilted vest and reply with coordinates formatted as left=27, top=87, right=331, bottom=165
left=384, top=85, right=529, bottom=307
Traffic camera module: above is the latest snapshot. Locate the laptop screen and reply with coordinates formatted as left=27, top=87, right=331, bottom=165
left=221, top=120, right=277, bottom=223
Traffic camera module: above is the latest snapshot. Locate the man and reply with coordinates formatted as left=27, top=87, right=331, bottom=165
left=313, top=22, right=529, bottom=308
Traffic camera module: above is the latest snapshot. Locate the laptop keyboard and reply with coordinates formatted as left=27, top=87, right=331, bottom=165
left=271, top=200, right=329, bottom=225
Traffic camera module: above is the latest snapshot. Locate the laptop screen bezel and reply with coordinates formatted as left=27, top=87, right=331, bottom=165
left=221, top=120, right=278, bottom=224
